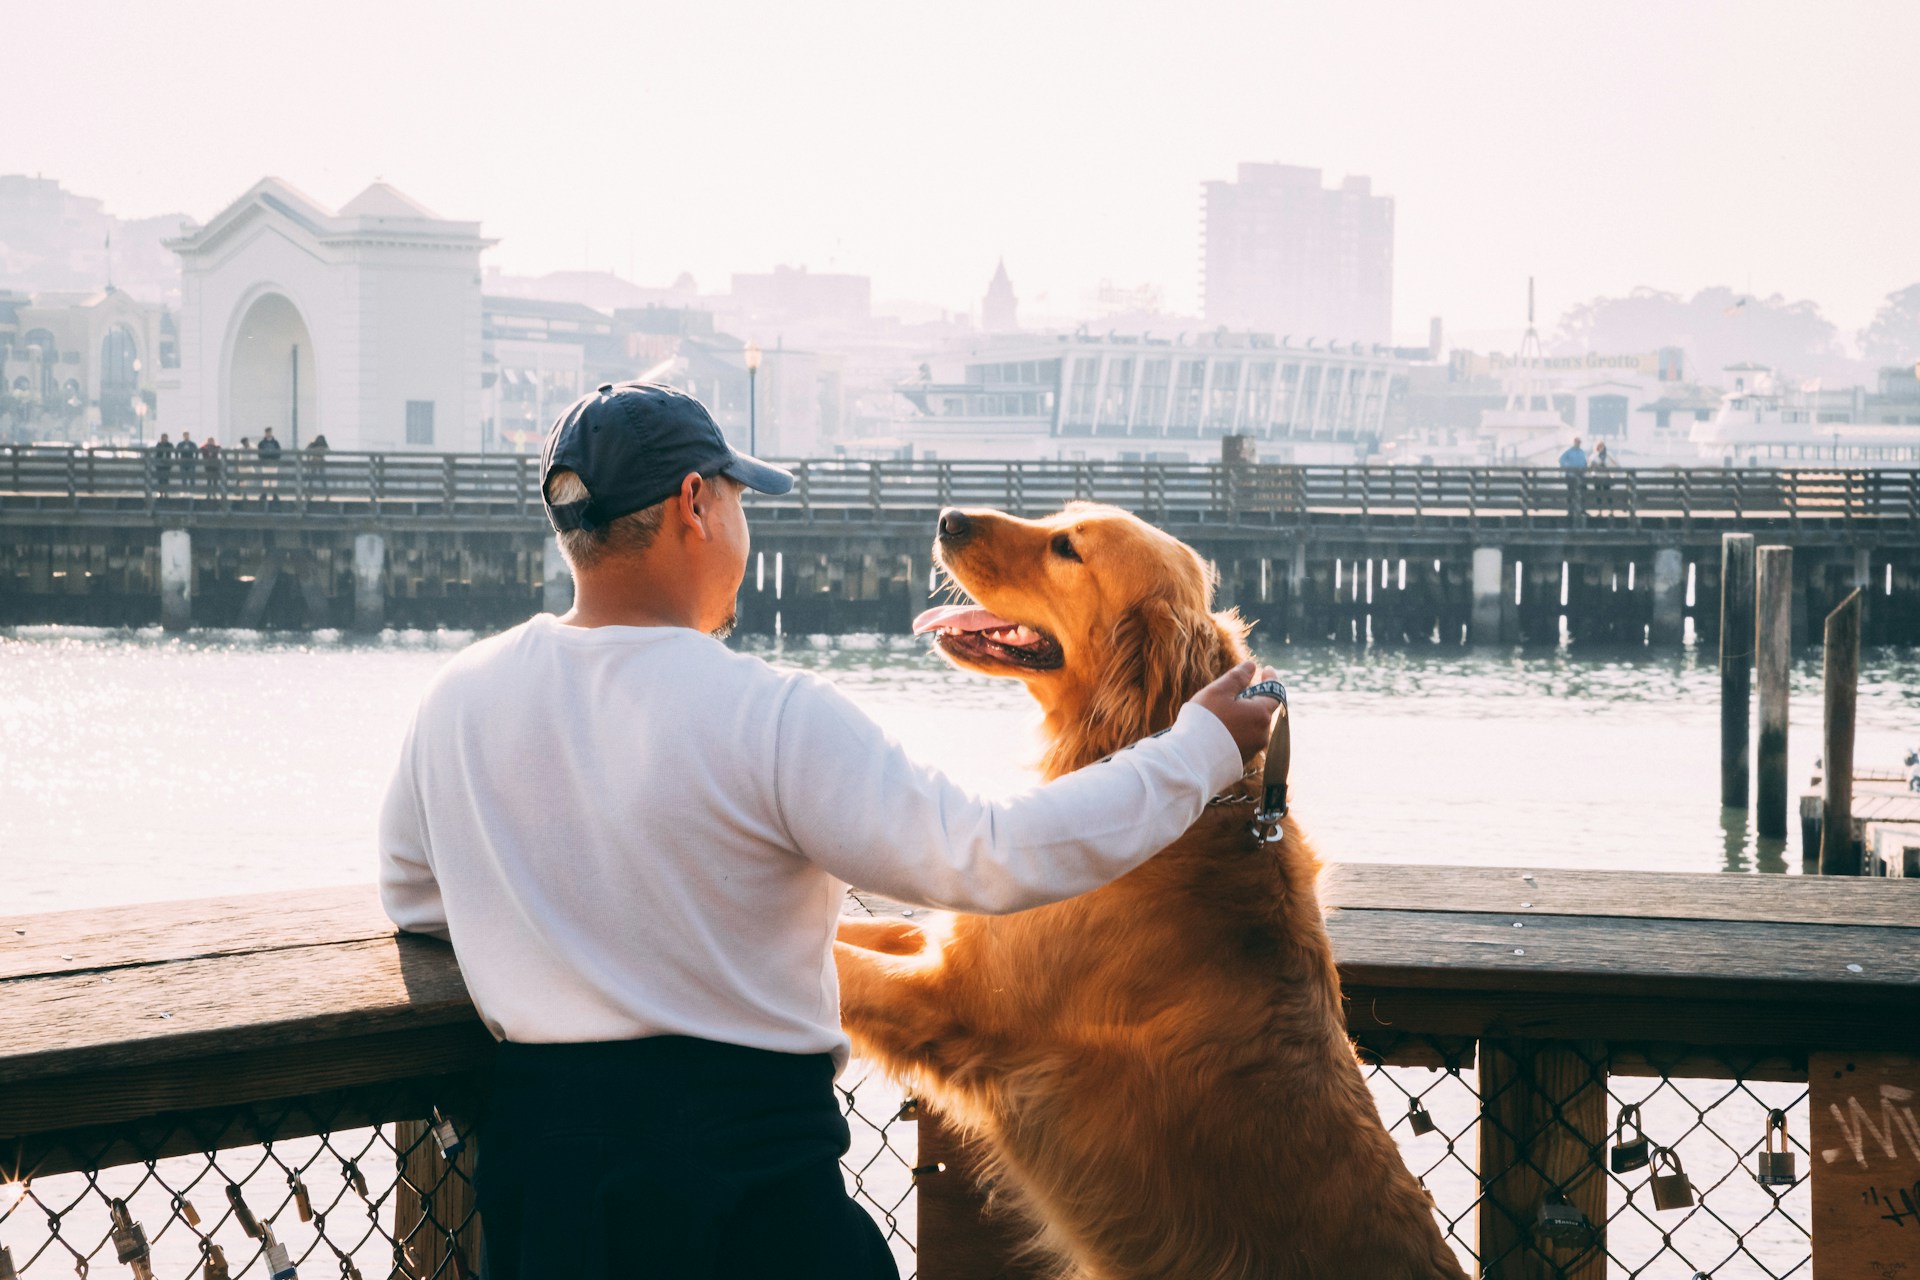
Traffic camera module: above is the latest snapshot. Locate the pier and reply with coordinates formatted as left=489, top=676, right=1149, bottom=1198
left=2, top=445, right=1918, bottom=643
left=3, top=866, right=1915, bottom=1277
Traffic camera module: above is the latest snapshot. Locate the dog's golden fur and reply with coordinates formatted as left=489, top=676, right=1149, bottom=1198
left=834, top=503, right=1465, bottom=1280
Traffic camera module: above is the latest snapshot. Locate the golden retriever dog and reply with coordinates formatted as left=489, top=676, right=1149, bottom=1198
left=834, top=503, right=1465, bottom=1280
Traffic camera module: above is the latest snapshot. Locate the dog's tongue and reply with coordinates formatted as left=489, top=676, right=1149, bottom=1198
left=912, top=604, right=1016, bottom=635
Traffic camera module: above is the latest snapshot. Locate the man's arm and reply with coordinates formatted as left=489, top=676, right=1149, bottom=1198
left=770, top=671, right=1255, bottom=915
left=377, top=724, right=451, bottom=941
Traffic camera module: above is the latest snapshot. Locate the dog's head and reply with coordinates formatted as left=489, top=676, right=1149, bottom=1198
left=915, top=502, right=1250, bottom=778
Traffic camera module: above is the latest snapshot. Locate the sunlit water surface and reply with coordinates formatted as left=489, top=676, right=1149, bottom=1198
left=6, top=624, right=1919, bottom=912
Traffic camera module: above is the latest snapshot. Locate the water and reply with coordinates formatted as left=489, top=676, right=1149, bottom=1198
left=6, top=625, right=1919, bottom=912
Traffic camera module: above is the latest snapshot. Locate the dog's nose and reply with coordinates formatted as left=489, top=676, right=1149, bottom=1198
left=937, top=508, right=972, bottom=542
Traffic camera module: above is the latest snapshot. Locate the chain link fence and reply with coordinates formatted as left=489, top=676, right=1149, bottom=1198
left=4, top=1040, right=1814, bottom=1279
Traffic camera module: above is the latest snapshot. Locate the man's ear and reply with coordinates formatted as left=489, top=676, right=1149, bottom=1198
left=676, top=471, right=710, bottom=538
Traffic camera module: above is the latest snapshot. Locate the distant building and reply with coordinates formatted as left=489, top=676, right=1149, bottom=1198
left=0, top=175, right=193, bottom=305
left=887, top=331, right=1405, bottom=463
left=982, top=259, right=1018, bottom=333
left=1201, top=163, right=1393, bottom=345
left=0, top=287, right=170, bottom=442
left=729, top=266, right=871, bottom=327
left=164, top=178, right=494, bottom=451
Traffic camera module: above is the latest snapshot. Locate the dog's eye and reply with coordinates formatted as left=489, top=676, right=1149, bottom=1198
left=1050, top=534, right=1081, bottom=562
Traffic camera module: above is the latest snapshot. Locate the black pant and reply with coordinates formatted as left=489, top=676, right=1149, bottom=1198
left=477, top=1036, right=900, bottom=1280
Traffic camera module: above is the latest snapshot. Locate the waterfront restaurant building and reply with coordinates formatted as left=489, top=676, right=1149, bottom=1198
left=163, top=178, right=493, bottom=451
left=888, top=331, right=1407, bottom=464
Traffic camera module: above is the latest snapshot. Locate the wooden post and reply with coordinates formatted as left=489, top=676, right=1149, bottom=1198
left=1819, top=589, right=1863, bottom=876
left=1756, top=546, right=1793, bottom=839
left=390, top=1116, right=483, bottom=1279
left=1720, top=533, right=1756, bottom=808
left=1478, top=1039, right=1608, bottom=1280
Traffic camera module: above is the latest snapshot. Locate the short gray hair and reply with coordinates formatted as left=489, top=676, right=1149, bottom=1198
left=544, top=469, right=670, bottom=569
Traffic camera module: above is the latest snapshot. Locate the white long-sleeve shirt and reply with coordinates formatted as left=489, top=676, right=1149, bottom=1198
left=378, top=613, right=1242, bottom=1067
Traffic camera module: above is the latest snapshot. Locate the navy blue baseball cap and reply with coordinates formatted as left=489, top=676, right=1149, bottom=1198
left=541, top=381, right=794, bottom=532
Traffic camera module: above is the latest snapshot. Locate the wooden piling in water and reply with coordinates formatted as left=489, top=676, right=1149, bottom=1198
left=1720, top=534, right=1756, bottom=808
left=1755, top=546, right=1793, bottom=840
left=1819, top=589, right=1863, bottom=875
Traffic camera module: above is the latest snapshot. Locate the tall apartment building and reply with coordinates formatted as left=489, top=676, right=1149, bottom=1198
left=1201, top=163, right=1394, bottom=345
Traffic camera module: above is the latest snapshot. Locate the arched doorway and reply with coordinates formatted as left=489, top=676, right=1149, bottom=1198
left=227, top=292, right=316, bottom=447
left=23, top=328, right=57, bottom=405
left=100, top=326, right=140, bottom=436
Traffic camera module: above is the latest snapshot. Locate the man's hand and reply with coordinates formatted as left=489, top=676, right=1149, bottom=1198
left=1191, top=660, right=1285, bottom=765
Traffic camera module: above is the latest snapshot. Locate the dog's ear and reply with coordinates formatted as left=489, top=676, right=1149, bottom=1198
left=1085, top=598, right=1240, bottom=752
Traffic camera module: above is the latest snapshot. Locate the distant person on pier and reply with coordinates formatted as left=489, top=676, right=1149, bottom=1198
left=1590, top=439, right=1612, bottom=511
left=306, top=434, right=330, bottom=494
left=1558, top=435, right=1588, bottom=516
left=175, top=434, right=199, bottom=491
left=200, top=437, right=222, bottom=497
left=257, top=427, right=282, bottom=505
left=377, top=381, right=1281, bottom=1280
left=151, top=433, right=173, bottom=493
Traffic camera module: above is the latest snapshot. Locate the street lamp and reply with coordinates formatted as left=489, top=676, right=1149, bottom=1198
left=744, top=341, right=762, bottom=456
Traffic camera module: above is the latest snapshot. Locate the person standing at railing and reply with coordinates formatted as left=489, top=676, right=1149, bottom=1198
left=257, top=427, right=282, bottom=506
left=1590, top=439, right=1612, bottom=513
left=1558, top=435, right=1587, bottom=516
left=175, top=433, right=199, bottom=493
left=200, top=437, right=222, bottom=498
left=306, top=433, right=330, bottom=496
left=377, top=381, right=1280, bottom=1280
left=151, top=432, right=174, bottom=494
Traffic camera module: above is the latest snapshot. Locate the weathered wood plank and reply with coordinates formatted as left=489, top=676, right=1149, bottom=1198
left=1319, top=862, right=1920, bottom=928
left=1330, top=910, right=1920, bottom=999
left=0, top=933, right=478, bottom=1085
left=0, top=883, right=389, bottom=980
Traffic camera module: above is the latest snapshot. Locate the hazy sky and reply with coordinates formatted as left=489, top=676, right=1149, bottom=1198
left=18, top=0, right=1920, bottom=342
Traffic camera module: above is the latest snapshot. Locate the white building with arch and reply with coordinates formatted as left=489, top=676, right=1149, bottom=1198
left=163, top=178, right=493, bottom=451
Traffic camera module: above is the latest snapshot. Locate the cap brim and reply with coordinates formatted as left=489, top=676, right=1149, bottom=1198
left=721, top=452, right=795, bottom=496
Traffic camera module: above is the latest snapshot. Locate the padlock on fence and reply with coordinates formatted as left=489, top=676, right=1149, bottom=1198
left=291, top=1175, right=313, bottom=1223
left=224, top=1183, right=263, bottom=1239
left=176, top=1197, right=201, bottom=1228
left=1649, top=1146, right=1695, bottom=1210
left=200, top=1242, right=229, bottom=1280
left=261, top=1224, right=298, bottom=1280
left=109, top=1198, right=154, bottom=1280
left=1533, top=1190, right=1594, bottom=1249
left=430, top=1105, right=466, bottom=1160
left=342, top=1160, right=369, bottom=1200
left=895, top=1097, right=919, bottom=1122
left=1406, top=1099, right=1437, bottom=1136
left=1755, top=1108, right=1797, bottom=1186
left=1610, top=1102, right=1650, bottom=1172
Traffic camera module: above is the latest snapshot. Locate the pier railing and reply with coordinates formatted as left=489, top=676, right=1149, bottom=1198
left=3, top=867, right=1916, bottom=1278
left=3, top=444, right=1918, bottom=530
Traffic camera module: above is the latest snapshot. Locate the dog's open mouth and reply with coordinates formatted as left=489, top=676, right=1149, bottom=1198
left=913, top=604, right=1064, bottom=671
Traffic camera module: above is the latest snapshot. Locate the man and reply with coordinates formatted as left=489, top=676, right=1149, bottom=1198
left=151, top=432, right=173, bottom=494
left=379, top=382, right=1280, bottom=1280
left=175, top=433, right=199, bottom=491
left=1558, top=435, right=1588, bottom=517
left=257, top=427, right=282, bottom=505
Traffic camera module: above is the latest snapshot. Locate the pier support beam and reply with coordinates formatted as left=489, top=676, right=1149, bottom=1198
left=542, top=540, right=574, bottom=615
left=1650, top=547, right=1685, bottom=646
left=1720, top=533, right=1755, bottom=808
left=159, top=529, right=191, bottom=631
left=352, top=533, right=386, bottom=634
left=1756, top=546, right=1793, bottom=840
left=1286, top=543, right=1308, bottom=642
left=1470, top=547, right=1504, bottom=645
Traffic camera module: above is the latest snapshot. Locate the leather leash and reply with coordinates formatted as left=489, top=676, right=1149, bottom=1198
left=1238, top=679, right=1289, bottom=842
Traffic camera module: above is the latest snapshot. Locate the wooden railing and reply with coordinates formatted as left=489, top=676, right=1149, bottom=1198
left=3, top=444, right=1919, bottom=529
left=4, top=867, right=1915, bottom=1277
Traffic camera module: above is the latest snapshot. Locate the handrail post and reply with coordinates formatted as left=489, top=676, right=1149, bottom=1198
left=1479, top=1038, right=1609, bottom=1280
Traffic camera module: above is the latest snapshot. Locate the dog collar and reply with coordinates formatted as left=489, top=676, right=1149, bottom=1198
left=1210, top=680, right=1290, bottom=843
